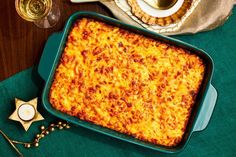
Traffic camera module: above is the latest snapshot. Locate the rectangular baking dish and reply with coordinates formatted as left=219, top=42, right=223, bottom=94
left=38, top=11, right=217, bottom=153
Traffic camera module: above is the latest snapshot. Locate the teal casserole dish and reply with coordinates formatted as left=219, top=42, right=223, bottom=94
left=38, top=11, right=217, bottom=153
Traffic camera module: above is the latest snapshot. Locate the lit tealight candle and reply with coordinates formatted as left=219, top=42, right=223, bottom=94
left=17, top=103, right=36, bottom=121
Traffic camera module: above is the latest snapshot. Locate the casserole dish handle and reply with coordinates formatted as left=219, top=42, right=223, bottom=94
left=38, top=33, right=62, bottom=81
left=193, top=84, right=217, bottom=132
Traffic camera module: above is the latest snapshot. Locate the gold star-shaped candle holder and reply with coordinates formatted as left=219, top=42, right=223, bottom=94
left=9, top=98, right=44, bottom=131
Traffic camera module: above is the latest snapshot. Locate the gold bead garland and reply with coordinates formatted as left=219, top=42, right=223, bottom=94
left=0, top=121, right=70, bottom=157
left=21, top=121, right=70, bottom=148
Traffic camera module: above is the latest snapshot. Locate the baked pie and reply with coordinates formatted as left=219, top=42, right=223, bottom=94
left=127, top=0, right=192, bottom=26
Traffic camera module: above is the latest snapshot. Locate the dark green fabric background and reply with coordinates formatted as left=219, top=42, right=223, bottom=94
left=1, top=8, right=236, bottom=157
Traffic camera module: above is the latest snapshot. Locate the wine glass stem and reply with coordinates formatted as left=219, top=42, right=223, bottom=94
left=34, top=2, right=60, bottom=28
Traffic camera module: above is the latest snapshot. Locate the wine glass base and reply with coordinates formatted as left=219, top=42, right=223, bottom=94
left=34, top=3, right=60, bottom=28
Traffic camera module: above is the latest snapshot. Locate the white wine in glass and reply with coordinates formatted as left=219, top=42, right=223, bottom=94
left=15, top=0, right=60, bottom=28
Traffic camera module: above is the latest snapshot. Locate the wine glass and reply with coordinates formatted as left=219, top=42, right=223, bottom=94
left=15, top=0, right=60, bottom=28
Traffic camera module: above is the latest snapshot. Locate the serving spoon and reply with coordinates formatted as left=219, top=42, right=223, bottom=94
left=143, top=0, right=178, bottom=10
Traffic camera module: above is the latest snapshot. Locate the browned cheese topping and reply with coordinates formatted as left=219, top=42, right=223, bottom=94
left=49, top=18, right=205, bottom=146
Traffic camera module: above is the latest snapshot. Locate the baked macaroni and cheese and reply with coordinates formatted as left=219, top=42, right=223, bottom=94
left=49, top=18, right=205, bottom=147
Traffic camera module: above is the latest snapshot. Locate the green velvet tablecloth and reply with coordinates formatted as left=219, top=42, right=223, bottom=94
left=1, top=8, right=236, bottom=157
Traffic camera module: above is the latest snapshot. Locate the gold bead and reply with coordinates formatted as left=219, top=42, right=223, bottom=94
left=24, top=144, right=31, bottom=148
left=34, top=142, right=39, bottom=147
left=45, top=131, right=49, bottom=135
left=36, top=134, right=40, bottom=138
left=50, top=123, right=55, bottom=127
left=41, top=134, right=45, bottom=138
left=58, top=122, right=62, bottom=125
left=40, top=126, right=45, bottom=130
left=66, top=125, right=70, bottom=129
left=63, top=123, right=67, bottom=127
left=49, top=127, right=55, bottom=131
left=59, top=126, right=63, bottom=129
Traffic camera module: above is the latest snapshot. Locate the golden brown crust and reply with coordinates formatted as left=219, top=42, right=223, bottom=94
left=49, top=18, right=205, bottom=147
left=127, top=0, right=192, bottom=26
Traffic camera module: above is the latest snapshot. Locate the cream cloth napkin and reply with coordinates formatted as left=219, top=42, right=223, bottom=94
left=101, top=0, right=235, bottom=35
